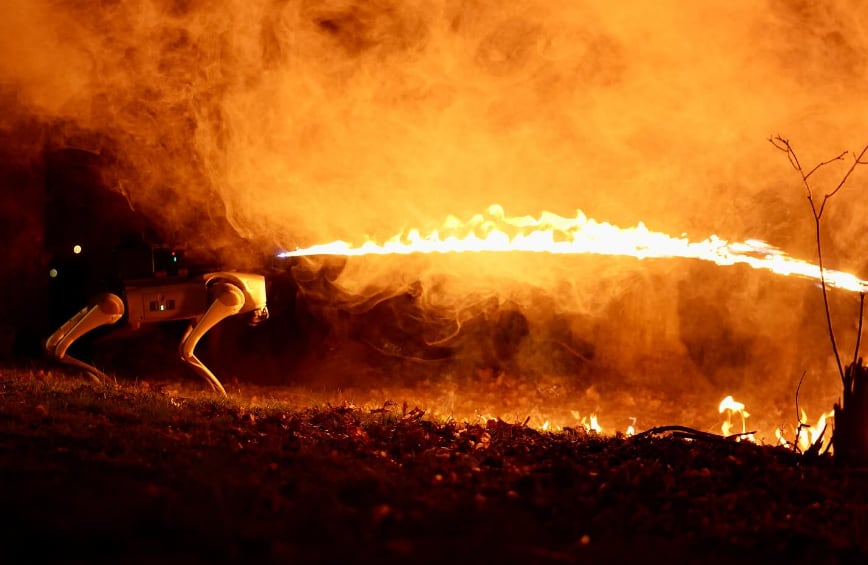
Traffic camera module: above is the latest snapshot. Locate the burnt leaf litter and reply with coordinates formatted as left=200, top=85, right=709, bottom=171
left=0, top=369, right=867, bottom=564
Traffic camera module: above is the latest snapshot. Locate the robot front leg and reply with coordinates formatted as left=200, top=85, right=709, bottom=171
left=44, top=293, right=125, bottom=383
left=179, top=283, right=245, bottom=396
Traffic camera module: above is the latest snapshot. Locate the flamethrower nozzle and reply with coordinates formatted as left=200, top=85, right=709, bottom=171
left=250, top=306, right=269, bottom=326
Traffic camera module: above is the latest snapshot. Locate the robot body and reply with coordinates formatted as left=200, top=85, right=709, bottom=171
left=45, top=252, right=268, bottom=396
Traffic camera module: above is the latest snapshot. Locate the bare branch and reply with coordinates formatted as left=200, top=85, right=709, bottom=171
left=769, top=137, right=818, bottom=214
left=820, top=145, right=868, bottom=216
left=814, top=221, right=844, bottom=380
left=853, top=294, right=865, bottom=368
left=795, top=371, right=807, bottom=423
left=769, top=136, right=802, bottom=174
left=769, top=135, right=790, bottom=153
left=794, top=370, right=809, bottom=452
left=772, top=137, right=868, bottom=383
left=805, top=151, right=847, bottom=181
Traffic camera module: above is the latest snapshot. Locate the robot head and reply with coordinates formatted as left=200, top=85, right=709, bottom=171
left=117, top=239, right=188, bottom=283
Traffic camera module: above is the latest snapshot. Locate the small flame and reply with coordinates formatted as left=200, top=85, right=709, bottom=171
left=571, top=410, right=602, bottom=433
left=719, top=395, right=755, bottom=442
left=626, top=417, right=637, bottom=437
left=587, top=414, right=602, bottom=434
left=775, top=427, right=788, bottom=447
left=796, top=409, right=835, bottom=453
left=279, top=205, right=867, bottom=293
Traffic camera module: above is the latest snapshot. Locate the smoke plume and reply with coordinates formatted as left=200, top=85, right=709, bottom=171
left=4, top=0, right=868, bottom=416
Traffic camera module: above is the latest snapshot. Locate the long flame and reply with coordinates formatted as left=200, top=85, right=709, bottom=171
left=279, top=204, right=867, bottom=292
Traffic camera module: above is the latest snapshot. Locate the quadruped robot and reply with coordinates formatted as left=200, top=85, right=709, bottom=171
left=44, top=244, right=268, bottom=396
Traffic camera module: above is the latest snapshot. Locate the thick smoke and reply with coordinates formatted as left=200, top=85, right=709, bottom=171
left=3, top=1, right=867, bottom=243
left=3, top=0, right=868, bottom=415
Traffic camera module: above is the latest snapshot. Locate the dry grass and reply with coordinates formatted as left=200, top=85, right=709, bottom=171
left=1, top=365, right=867, bottom=563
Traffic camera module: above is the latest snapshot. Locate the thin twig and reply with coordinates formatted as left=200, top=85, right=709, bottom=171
left=814, top=217, right=844, bottom=380
left=805, top=152, right=847, bottom=181
left=769, top=137, right=868, bottom=383
left=794, top=370, right=809, bottom=452
left=805, top=423, right=828, bottom=457
left=795, top=370, right=807, bottom=422
left=631, top=425, right=753, bottom=444
left=725, top=431, right=758, bottom=441
left=820, top=145, right=868, bottom=216
left=632, top=425, right=718, bottom=440
left=854, top=294, right=866, bottom=369
left=822, top=436, right=834, bottom=457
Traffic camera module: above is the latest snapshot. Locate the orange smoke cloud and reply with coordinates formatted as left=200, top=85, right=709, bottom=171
left=2, top=1, right=867, bottom=247
left=2, top=0, right=868, bottom=412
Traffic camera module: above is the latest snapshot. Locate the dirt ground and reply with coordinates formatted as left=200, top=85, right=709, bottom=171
left=1, top=366, right=867, bottom=564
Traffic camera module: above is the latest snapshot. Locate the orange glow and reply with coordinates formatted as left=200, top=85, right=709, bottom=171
left=279, top=204, right=867, bottom=293
left=7, top=1, right=865, bottom=457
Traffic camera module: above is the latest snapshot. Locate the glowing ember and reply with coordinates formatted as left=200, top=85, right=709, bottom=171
left=279, top=205, right=867, bottom=292
left=719, top=395, right=755, bottom=442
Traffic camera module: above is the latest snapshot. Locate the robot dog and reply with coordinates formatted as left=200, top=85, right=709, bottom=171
left=44, top=244, right=268, bottom=396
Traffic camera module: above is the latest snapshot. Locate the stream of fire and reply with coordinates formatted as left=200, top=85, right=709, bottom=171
left=278, top=204, right=852, bottom=449
left=279, top=204, right=868, bottom=292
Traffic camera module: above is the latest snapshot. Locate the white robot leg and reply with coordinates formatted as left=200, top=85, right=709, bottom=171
left=179, top=282, right=245, bottom=396
left=44, top=293, right=125, bottom=383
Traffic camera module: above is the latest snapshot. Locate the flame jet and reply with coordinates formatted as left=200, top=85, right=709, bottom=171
left=278, top=204, right=868, bottom=293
